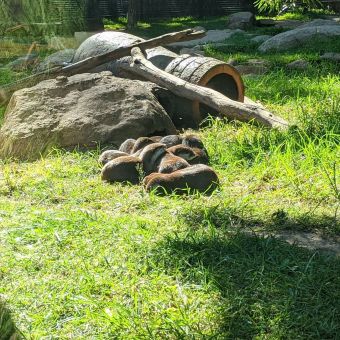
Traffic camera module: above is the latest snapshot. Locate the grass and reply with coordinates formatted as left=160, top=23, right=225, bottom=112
left=0, top=13, right=340, bottom=338
left=104, top=16, right=230, bottom=38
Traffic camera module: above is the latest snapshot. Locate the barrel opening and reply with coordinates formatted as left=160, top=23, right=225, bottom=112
left=199, top=73, right=240, bottom=118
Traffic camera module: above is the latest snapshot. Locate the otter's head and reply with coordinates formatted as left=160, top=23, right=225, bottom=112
left=182, top=135, right=204, bottom=149
left=131, top=137, right=155, bottom=154
left=167, top=145, right=196, bottom=162
left=119, top=138, right=136, bottom=154
left=98, top=150, right=128, bottom=165
left=159, top=135, right=183, bottom=148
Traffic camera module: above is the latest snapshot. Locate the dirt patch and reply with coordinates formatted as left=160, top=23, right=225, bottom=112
left=248, top=230, right=340, bottom=256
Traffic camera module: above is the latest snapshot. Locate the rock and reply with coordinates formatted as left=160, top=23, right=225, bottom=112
left=259, top=25, right=340, bottom=52
left=169, top=29, right=244, bottom=48
left=7, top=53, right=39, bottom=71
left=235, top=59, right=270, bottom=75
left=35, top=49, right=75, bottom=72
left=251, top=35, right=271, bottom=43
left=236, top=64, right=268, bottom=75
left=73, top=31, right=177, bottom=73
left=193, top=26, right=206, bottom=32
left=287, top=59, right=310, bottom=70
left=227, top=11, right=255, bottom=29
left=0, top=72, right=177, bottom=160
left=320, top=52, right=340, bottom=61
left=257, top=19, right=276, bottom=26
left=299, top=19, right=339, bottom=28
left=274, top=20, right=303, bottom=29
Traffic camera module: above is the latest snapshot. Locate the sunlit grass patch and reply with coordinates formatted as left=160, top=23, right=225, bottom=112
left=0, top=14, right=340, bottom=338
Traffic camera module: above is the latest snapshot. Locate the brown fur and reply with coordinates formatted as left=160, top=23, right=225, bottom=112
left=119, top=138, right=136, bottom=154
left=190, top=147, right=209, bottom=165
left=131, top=137, right=155, bottom=154
left=159, top=135, right=183, bottom=148
left=149, top=136, right=163, bottom=142
left=139, top=143, right=167, bottom=175
left=143, top=164, right=219, bottom=195
left=182, top=134, right=205, bottom=149
left=101, top=156, right=142, bottom=184
left=158, top=151, right=190, bottom=174
left=167, top=145, right=197, bottom=161
left=167, top=145, right=209, bottom=165
left=98, top=150, right=129, bottom=165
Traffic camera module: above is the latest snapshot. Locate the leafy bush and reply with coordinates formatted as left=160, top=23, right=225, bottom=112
left=254, top=0, right=322, bottom=14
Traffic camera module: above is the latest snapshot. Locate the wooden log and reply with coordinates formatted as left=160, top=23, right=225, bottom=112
left=122, top=47, right=289, bottom=130
left=0, top=28, right=206, bottom=104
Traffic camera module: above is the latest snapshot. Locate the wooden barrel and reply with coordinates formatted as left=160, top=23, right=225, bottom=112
left=165, top=55, right=245, bottom=126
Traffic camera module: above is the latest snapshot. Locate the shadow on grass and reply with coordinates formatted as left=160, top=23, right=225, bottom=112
left=180, top=204, right=340, bottom=236
left=0, top=301, right=22, bottom=340
left=152, top=229, right=340, bottom=338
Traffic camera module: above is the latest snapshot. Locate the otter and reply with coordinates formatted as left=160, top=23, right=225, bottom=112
left=181, top=134, right=205, bottom=149
left=119, top=138, right=136, bottom=154
left=167, top=145, right=209, bottom=165
left=159, top=135, right=183, bottom=148
left=101, top=156, right=142, bottom=184
left=190, top=147, right=209, bottom=165
left=167, top=145, right=197, bottom=162
left=98, top=150, right=129, bottom=165
left=143, top=164, right=219, bottom=195
left=149, top=136, right=163, bottom=143
left=139, top=142, right=167, bottom=175
left=158, top=151, right=190, bottom=174
left=131, top=137, right=155, bottom=154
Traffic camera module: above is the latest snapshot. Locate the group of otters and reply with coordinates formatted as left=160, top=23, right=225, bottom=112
left=99, top=134, right=219, bottom=195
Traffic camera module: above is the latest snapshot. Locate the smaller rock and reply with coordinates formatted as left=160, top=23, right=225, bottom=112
left=35, top=49, right=75, bottom=72
left=169, top=29, right=243, bottom=47
left=299, top=19, right=339, bottom=28
left=193, top=26, right=206, bottom=32
left=287, top=59, right=310, bottom=70
left=274, top=20, right=303, bottom=29
left=251, top=35, right=271, bottom=43
left=257, top=19, right=276, bottom=27
left=7, top=53, right=39, bottom=71
left=320, top=52, right=340, bottom=62
left=236, top=64, right=268, bottom=75
left=227, top=11, right=255, bottom=29
left=235, top=59, right=270, bottom=75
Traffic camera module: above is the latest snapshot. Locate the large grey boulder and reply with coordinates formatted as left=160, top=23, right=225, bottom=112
left=251, top=35, right=271, bottom=43
left=35, top=49, right=75, bottom=72
left=320, top=52, right=340, bottom=62
left=0, top=72, right=177, bottom=160
left=298, top=19, right=339, bottom=28
left=259, top=25, right=340, bottom=52
left=73, top=31, right=177, bottom=72
left=227, top=11, right=255, bottom=29
left=168, top=29, right=244, bottom=48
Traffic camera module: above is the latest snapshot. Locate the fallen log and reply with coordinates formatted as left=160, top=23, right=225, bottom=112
left=0, top=28, right=206, bottom=104
left=121, top=47, right=289, bottom=129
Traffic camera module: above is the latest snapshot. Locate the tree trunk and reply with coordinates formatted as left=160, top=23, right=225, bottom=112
left=127, top=0, right=138, bottom=29
left=122, top=47, right=289, bottom=130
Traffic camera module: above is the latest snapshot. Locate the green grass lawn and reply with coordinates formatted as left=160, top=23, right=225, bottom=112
left=0, top=15, right=340, bottom=338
